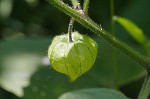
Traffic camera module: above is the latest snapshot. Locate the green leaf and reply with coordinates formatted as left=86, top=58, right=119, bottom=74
left=23, top=67, right=102, bottom=99
left=58, top=88, right=128, bottom=99
left=23, top=67, right=130, bottom=99
left=114, top=16, right=147, bottom=44
left=0, top=54, right=41, bottom=97
left=114, top=16, right=150, bottom=56
left=0, top=38, right=51, bottom=97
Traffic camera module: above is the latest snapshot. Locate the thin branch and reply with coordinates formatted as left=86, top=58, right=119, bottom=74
left=83, top=0, right=90, bottom=15
left=49, top=0, right=150, bottom=71
left=110, top=0, right=118, bottom=88
left=68, top=0, right=81, bottom=42
left=110, top=0, right=115, bottom=35
left=68, top=18, right=74, bottom=42
left=138, top=72, right=150, bottom=99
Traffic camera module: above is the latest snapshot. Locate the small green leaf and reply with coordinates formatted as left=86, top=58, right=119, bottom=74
left=59, top=88, right=129, bottom=99
left=114, top=16, right=147, bottom=44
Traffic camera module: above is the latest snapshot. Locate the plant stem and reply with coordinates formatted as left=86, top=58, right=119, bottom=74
left=110, top=0, right=115, bottom=35
left=110, top=0, right=118, bottom=88
left=68, top=0, right=82, bottom=42
left=68, top=18, right=74, bottom=42
left=83, top=0, right=89, bottom=15
left=49, top=0, right=150, bottom=71
left=138, top=72, right=150, bottom=99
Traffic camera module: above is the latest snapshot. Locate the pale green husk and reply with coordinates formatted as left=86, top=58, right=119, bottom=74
left=48, top=32, right=98, bottom=81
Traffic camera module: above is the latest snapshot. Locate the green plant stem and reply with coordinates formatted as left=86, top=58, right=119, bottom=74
left=138, top=72, right=150, bottom=99
left=68, top=18, right=74, bottom=42
left=83, top=0, right=89, bottom=15
left=49, top=0, right=150, bottom=71
left=68, top=0, right=80, bottom=42
left=68, top=0, right=78, bottom=42
left=110, top=0, right=118, bottom=88
left=110, top=0, right=115, bottom=35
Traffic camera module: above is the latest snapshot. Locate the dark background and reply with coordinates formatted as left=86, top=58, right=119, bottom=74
left=0, top=0, right=150, bottom=99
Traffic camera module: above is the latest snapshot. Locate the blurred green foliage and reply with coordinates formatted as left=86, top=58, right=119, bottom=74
left=58, top=88, right=128, bottom=99
left=0, top=0, right=150, bottom=99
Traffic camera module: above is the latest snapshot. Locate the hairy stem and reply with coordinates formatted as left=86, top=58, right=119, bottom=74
left=68, top=0, right=81, bottom=42
left=138, top=72, right=150, bottom=99
left=83, top=0, right=89, bottom=15
left=68, top=18, right=74, bottom=42
left=48, top=0, right=150, bottom=71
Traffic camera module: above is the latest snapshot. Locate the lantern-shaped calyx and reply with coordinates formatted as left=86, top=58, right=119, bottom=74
left=48, top=32, right=98, bottom=81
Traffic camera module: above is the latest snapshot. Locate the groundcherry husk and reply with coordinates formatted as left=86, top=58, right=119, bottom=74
left=48, top=32, right=98, bottom=81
